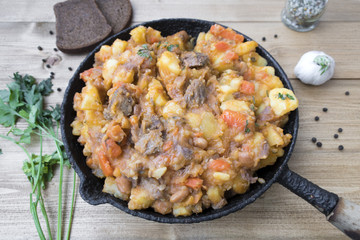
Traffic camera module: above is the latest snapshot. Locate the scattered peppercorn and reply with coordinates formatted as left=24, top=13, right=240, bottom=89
left=262, top=37, right=266, bottom=41
left=57, top=88, right=62, bottom=92
left=50, top=72, right=55, bottom=76
left=68, top=67, right=73, bottom=71
left=50, top=75, right=54, bottom=79
left=49, top=30, right=54, bottom=35
left=46, top=64, right=51, bottom=68
left=338, top=145, right=344, bottom=151
left=322, top=107, right=328, bottom=112
left=345, top=91, right=350, bottom=96
left=316, top=142, right=322, bottom=147
left=274, top=34, right=278, bottom=38
left=338, top=128, right=343, bottom=133
left=311, top=137, right=317, bottom=143
left=37, top=46, right=43, bottom=51
left=42, top=59, right=46, bottom=63
left=314, top=116, right=319, bottom=121
left=53, top=48, right=58, bottom=52
left=334, top=134, right=339, bottom=139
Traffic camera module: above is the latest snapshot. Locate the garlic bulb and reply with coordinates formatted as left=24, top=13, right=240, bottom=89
left=294, top=51, right=335, bottom=85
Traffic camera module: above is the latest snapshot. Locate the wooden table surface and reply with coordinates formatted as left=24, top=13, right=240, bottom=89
left=1, top=0, right=360, bottom=239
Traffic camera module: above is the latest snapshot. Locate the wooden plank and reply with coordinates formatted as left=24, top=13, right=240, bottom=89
left=0, top=78, right=359, bottom=239
left=0, top=0, right=359, bottom=23
left=0, top=21, right=360, bottom=82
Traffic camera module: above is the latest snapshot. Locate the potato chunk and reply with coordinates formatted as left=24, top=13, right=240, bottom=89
left=157, top=51, right=181, bottom=79
left=269, top=88, right=298, bottom=116
left=80, top=85, right=103, bottom=111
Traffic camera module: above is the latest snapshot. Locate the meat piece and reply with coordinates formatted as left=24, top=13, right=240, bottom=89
left=182, top=52, right=209, bottom=68
left=166, top=75, right=187, bottom=99
left=135, top=130, right=164, bottom=155
left=141, top=114, right=164, bottom=132
left=107, top=85, right=136, bottom=117
left=184, top=78, right=206, bottom=107
left=176, top=145, right=193, bottom=160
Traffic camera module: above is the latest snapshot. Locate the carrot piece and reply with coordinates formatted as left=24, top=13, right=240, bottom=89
left=208, top=159, right=231, bottom=172
left=220, top=29, right=244, bottom=43
left=163, top=140, right=173, bottom=152
left=107, top=123, right=124, bottom=142
left=225, top=51, right=239, bottom=61
left=210, top=24, right=244, bottom=43
left=221, top=110, right=247, bottom=130
left=214, top=41, right=230, bottom=51
left=240, top=81, right=255, bottom=95
left=103, top=138, right=122, bottom=158
left=185, top=178, right=203, bottom=190
left=80, top=68, right=94, bottom=82
left=98, top=150, right=114, bottom=177
left=210, top=24, right=225, bottom=35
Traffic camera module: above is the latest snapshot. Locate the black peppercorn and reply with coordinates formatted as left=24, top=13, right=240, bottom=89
left=68, top=67, right=73, bottom=71
left=274, top=34, right=278, bottom=38
left=316, top=142, right=322, bottom=147
left=53, top=48, right=58, bottom=52
left=338, top=128, right=343, bottom=133
left=338, top=145, right=344, bottom=151
left=42, top=59, right=46, bottom=63
left=262, top=37, right=266, bottom=41
left=46, top=64, right=51, bottom=68
left=322, top=107, right=328, bottom=112
left=37, top=46, right=43, bottom=51
left=345, top=91, right=350, bottom=96
left=334, top=134, right=339, bottom=139
left=49, top=30, right=54, bottom=35
left=50, top=72, right=55, bottom=75
left=57, top=88, right=62, bottom=92
left=314, top=116, right=319, bottom=121
left=311, top=137, right=317, bottom=143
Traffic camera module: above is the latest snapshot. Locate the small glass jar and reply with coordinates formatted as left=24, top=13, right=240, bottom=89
left=281, top=0, right=328, bottom=32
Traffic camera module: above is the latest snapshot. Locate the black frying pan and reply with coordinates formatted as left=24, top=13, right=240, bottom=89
left=60, top=19, right=360, bottom=239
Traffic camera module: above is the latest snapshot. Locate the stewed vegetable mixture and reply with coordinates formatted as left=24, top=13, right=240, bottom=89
left=71, top=25, right=298, bottom=216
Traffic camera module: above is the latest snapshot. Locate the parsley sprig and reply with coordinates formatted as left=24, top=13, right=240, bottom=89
left=0, top=73, right=76, bottom=240
left=313, top=55, right=330, bottom=75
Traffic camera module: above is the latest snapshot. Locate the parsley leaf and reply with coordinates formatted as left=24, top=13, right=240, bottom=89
left=313, top=55, right=330, bottom=75
left=286, top=93, right=295, bottom=100
left=245, top=120, right=251, bottom=133
left=137, top=44, right=152, bottom=59
left=278, top=92, right=295, bottom=100
left=167, top=44, right=179, bottom=51
left=278, top=93, right=286, bottom=100
left=38, top=78, right=53, bottom=96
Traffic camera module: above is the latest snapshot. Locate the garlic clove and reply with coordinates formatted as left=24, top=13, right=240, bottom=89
left=294, top=51, right=335, bottom=86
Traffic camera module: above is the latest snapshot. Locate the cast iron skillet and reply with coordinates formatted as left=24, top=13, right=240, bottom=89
left=61, top=18, right=360, bottom=239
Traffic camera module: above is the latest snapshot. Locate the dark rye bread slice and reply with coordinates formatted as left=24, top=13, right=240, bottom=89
left=95, top=0, right=132, bottom=34
left=54, top=0, right=112, bottom=53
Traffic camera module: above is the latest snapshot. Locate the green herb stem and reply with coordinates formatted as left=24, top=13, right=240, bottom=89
left=38, top=184, right=53, bottom=240
left=53, top=131, right=64, bottom=240
left=66, top=171, right=77, bottom=240
left=30, top=193, right=46, bottom=240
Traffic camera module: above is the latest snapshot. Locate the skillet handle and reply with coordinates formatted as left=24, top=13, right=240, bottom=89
left=278, top=165, right=360, bottom=239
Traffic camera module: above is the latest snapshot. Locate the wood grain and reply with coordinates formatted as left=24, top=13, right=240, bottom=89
left=0, top=0, right=359, bottom=23
left=1, top=21, right=360, bottom=81
left=0, top=0, right=360, bottom=239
